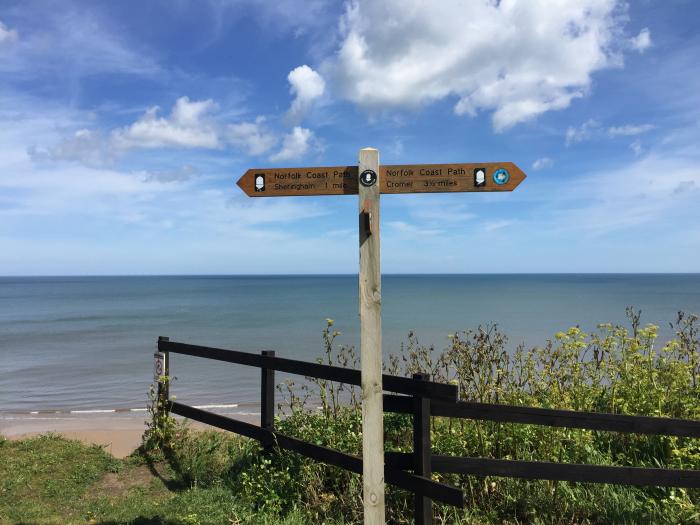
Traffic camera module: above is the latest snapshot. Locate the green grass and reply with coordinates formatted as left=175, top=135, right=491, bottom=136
left=0, top=434, right=322, bottom=525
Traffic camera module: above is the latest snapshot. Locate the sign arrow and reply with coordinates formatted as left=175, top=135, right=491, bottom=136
left=236, top=162, right=526, bottom=197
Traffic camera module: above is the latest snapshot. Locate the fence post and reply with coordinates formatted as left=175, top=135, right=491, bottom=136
left=156, top=336, right=170, bottom=416
left=261, top=350, right=275, bottom=450
left=413, top=373, right=432, bottom=525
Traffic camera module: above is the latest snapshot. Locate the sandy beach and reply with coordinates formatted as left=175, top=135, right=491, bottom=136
left=1, top=413, right=149, bottom=457
left=1, top=411, right=260, bottom=458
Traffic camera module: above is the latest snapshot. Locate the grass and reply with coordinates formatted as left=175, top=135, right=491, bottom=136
left=0, top=433, right=323, bottom=525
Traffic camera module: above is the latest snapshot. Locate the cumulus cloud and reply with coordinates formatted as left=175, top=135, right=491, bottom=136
left=532, top=157, right=554, bottom=170
left=0, top=20, right=18, bottom=43
left=112, top=96, right=220, bottom=150
left=33, top=97, right=302, bottom=166
left=629, top=28, right=651, bottom=53
left=326, top=0, right=635, bottom=131
left=227, top=116, right=277, bottom=155
left=270, top=126, right=315, bottom=162
left=285, top=65, right=325, bottom=125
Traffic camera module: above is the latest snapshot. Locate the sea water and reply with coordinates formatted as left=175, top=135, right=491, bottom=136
left=1, top=274, right=699, bottom=415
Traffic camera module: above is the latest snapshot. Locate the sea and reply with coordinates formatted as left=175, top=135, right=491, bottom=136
left=1, top=274, right=700, bottom=418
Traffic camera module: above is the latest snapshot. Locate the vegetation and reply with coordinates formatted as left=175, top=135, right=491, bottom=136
left=0, top=433, right=325, bottom=525
left=2, top=310, right=700, bottom=524
left=142, top=373, right=177, bottom=454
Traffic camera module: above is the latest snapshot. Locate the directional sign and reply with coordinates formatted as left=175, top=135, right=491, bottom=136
left=381, top=162, right=525, bottom=194
left=236, top=162, right=526, bottom=197
left=235, top=150, right=526, bottom=525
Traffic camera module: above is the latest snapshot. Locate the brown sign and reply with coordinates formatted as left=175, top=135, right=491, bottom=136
left=236, top=162, right=526, bottom=197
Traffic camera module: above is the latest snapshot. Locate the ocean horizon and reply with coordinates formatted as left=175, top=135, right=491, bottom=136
left=2, top=273, right=700, bottom=417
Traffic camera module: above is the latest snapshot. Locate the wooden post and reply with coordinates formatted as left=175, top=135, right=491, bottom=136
left=413, top=373, right=432, bottom=525
left=261, top=350, right=275, bottom=450
left=358, top=147, right=385, bottom=524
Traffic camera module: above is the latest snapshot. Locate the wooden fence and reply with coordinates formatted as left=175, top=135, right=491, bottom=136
left=156, top=336, right=700, bottom=524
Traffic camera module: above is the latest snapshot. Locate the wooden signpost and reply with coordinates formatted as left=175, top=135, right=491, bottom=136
left=237, top=161, right=526, bottom=197
left=237, top=150, right=526, bottom=525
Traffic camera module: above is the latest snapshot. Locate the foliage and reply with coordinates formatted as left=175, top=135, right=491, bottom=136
left=230, top=312, right=700, bottom=524
left=141, top=374, right=178, bottom=455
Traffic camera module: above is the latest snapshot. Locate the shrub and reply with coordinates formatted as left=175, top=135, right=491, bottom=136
left=165, top=311, right=700, bottom=524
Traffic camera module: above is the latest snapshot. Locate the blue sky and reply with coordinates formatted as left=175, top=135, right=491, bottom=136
left=0, top=0, right=698, bottom=275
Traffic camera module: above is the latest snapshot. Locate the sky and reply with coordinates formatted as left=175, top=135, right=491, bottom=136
left=0, top=0, right=699, bottom=275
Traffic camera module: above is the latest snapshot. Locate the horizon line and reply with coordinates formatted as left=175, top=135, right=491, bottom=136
left=1, top=272, right=699, bottom=278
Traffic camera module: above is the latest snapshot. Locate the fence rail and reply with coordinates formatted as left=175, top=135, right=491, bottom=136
left=385, top=396, right=700, bottom=438
left=159, top=339, right=457, bottom=400
left=156, top=336, right=700, bottom=525
left=169, top=401, right=463, bottom=506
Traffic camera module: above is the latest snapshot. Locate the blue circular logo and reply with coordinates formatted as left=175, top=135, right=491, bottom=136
left=493, top=168, right=510, bottom=185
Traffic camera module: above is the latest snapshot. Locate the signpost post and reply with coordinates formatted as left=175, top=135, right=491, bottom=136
left=357, top=148, right=384, bottom=523
left=237, top=151, right=526, bottom=525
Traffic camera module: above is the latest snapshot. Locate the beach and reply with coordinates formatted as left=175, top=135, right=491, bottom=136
left=2, top=413, right=147, bottom=457
left=1, top=411, right=260, bottom=458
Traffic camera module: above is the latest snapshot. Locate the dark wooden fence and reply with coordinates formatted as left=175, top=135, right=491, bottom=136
left=157, top=336, right=700, bottom=524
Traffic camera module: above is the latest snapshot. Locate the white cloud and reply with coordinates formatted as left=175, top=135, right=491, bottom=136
left=27, top=97, right=225, bottom=166
left=485, top=220, right=514, bottom=232
left=270, top=126, right=315, bottom=162
left=0, top=10, right=158, bottom=77
left=630, top=28, right=651, bottom=53
left=387, top=220, right=443, bottom=238
left=144, top=165, right=198, bottom=183
left=608, top=123, right=654, bottom=137
left=566, top=119, right=601, bottom=145
left=209, top=0, right=334, bottom=36
left=548, top=153, right=700, bottom=236
left=286, top=65, right=325, bottom=125
left=0, top=98, right=334, bottom=274
left=29, top=129, right=114, bottom=167
left=0, top=20, right=18, bottom=43
left=112, top=97, right=220, bottom=150
left=327, top=0, right=634, bottom=130
left=227, top=116, right=277, bottom=155
left=629, top=139, right=643, bottom=156
left=567, top=120, right=655, bottom=145
left=532, top=157, right=554, bottom=170
left=33, top=97, right=298, bottom=165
